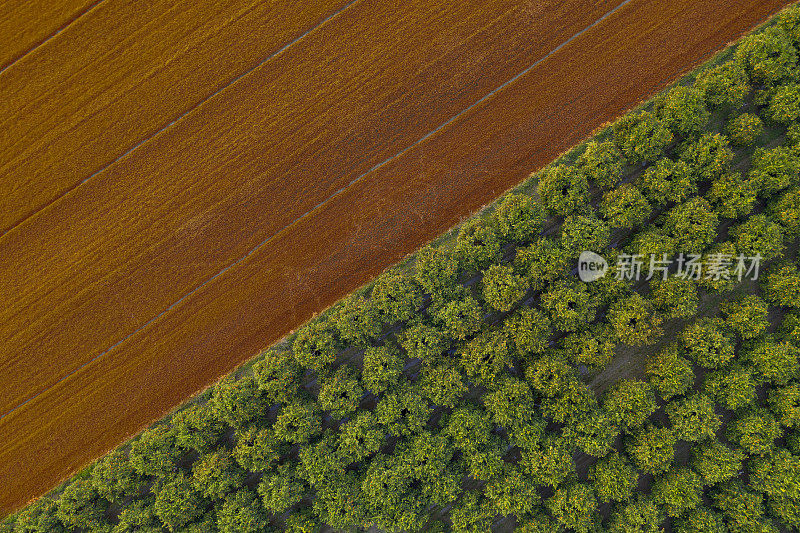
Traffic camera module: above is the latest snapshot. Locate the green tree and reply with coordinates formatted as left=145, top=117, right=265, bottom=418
left=525, top=354, right=574, bottom=397
left=675, top=507, right=726, bottom=533
left=613, top=110, right=674, bottom=163
left=646, top=344, right=695, bottom=401
left=603, top=380, right=658, bottom=430
left=600, top=184, right=652, bottom=229
left=113, top=497, right=159, bottom=532
left=172, top=403, right=227, bottom=455
left=216, top=489, right=269, bottom=533
left=695, top=61, right=750, bottom=109
left=414, top=246, right=461, bottom=302
left=563, top=407, right=620, bottom=457
left=232, top=425, right=280, bottom=472
left=516, top=512, right=559, bottom=533
left=626, top=423, right=676, bottom=475
left=536, top=164, right=590, bottom=217
left=297, top=431, right=346, bottom=487
left=665, top=393, right=721, bottom=442
left=455, top=218, right=502, bottom=271
left=481, top=263, right=528, bottom=312
left=90, top=449, right=141, bottom=502
left=771, top=186, right=800, bottom=237
left=779, top=309, right=800, bottom=344
left=706, top=170, right=757, bottom=219
left=541, top=280, right=599, bottom=333
left=768, top=384, right=800, bottom=427
left=726, top=407, right=781, bottom=456
left=560, top=214, right=611, bottom=255
left=153, top=473, right=206, bottom=532
left=128, top=424, right=181, bottom=477
left=607, top=495, right=664, bottom=533
left=55, top=479, right=106, bottom=531
left=360, top=455, right=425, bottom=531
left=9, top=497, right=67, bottom=533
left=749, top=448, right=800, bottom=527
left=540, top=378, right=598, bottom=424
left=770, top=82, right=800, bottom=123
left=191, top=449, right=246, bottom=499
left=464, top=436, right=507, bottom=483
left=577, top=140, right=625, bottom=190
left=258, top=464, right=308, bottom=514
left=650, top=277, right=698, bottom=319
left=433, top=295, right=483, bottom=341
left=330, top=294, right=381, bottom=345
left=273, top=401, right=321, bottom=444
left=640, top=158, right=696, bottom=206
left=492, top=193, right=546, bottom=243
left=444, top=404, right=494, bottom=454
left=312, top=472, right=367, bottom=528
left=483, top=375, right=536, bottom=432
left=362, top=344, right=403, bottom=394
left=502, top=306, right=552, bottom=358
left=520, top=434, right=575, bottom=489
left=485, top=465, right=540, bottom=517
left=608, top=293, right=664, bottom=346
left=371, top=272, right=423, bottom=324
left=681, top=317, right=735, bottom=369
left=735, top=26, right=798, bottom=87
left=459, top=330, right=512, bottom=386
left=252, top=350, right=303, bottom=406
left=702, top=364, right=758, bottom=411
left=691, top=440, right=745, bottom=485
left=449, top=491, right=494, bottom=533
left=764, top=262, right=800, bottom=307
left=546, top=482, right=598, bottom=533
left=399, top=320, right=448, bottom=367
left=291, top=321, right=338, bottom=372
left=664, top=197, right=719, bottom=253
left=749, top=146, right=800, bottom=197
left=679, top=133, right=733, bottom=183
left=750, top=447, right=800, bottom=503
left=720, top=295, right=770, bottom=340
left=317, top=366, right=363, bottom=419
left=712, top=480, right=767, bottom=529
left=588, top=452, right=639, bottom=503
left=508, top=415, right=547, bottom=451
left=654, top=85, right=710, bottom=137
left=211, top=375, right=270, bottom=429
left=561, top=323, right=616, bottom=370
left=628, top=227, right=677, bottom=259
left=418, top=363, right=466, bottom=408
left=374, top=384, right=431, bottom=437
left=513, top=237, right=571, bottom=291
left=732, top=214, right=785, bottom=261
left=727, top=112, right=764, bottom=146
left=744, top=336, right=800, bottom=385
left=651, top=467, right=704, bottom=517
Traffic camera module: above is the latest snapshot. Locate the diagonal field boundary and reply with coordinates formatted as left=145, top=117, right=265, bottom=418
left=0, top=0, right=109, bottom=76
left=0, top=0, right=633, bottom=422
left=0, top=0, right=364, bottom=238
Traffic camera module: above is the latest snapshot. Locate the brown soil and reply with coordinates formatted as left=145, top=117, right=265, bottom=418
left=0, top=0, right=95, bottom=71
left=0, top=0, right=353, bottom=232
left=0, top=0, right=790, bottom=513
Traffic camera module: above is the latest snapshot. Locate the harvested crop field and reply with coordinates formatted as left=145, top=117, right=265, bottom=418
left=0, top=0, right=790, bottom=513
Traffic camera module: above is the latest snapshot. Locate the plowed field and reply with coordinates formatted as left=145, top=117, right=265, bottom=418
left=0, top=0, right=790, bottom=513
